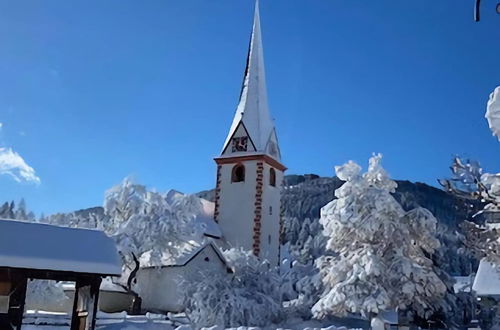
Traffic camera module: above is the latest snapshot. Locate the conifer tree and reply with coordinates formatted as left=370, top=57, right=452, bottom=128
left=313, top=154, right=447, bottom=320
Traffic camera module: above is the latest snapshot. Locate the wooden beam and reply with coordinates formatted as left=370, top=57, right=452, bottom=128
left=70, top=277, right=101, bottom=330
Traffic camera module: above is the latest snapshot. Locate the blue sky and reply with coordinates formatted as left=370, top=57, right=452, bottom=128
left=1, top=0, right=500, bottom=215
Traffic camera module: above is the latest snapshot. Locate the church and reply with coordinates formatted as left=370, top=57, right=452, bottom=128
left=134, top=0, right=286, bottom=313
left=213, top=0, right=286, bottom=268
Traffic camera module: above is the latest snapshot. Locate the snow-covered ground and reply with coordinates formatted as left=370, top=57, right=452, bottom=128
left=23, top=311, right=178, bottom=330
left=22, top=311, right=365, bottom=330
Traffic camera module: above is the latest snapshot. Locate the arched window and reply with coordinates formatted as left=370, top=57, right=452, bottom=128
left=231, top=164, right=245, bottom=183
left=269, top=168, right=276, bottom=187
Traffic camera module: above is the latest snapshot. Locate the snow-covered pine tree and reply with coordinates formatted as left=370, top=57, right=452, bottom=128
left=0, top=201, right=16, bottom=219
left=312, top=154, right=447, bottom=321
left=15, top=198, right=27, bottom=220
left=0, top=199, right=35, bottom=221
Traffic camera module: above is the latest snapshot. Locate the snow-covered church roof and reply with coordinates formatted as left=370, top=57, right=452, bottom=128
left=221, top=0, right=280, bottom=160
left=139, top=241, right=226, bottom=268
left=197, top=197, right=221, bottom=238
left=0, top=219, right=121, bottom=276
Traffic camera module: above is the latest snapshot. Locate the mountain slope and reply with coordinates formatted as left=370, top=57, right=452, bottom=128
left=197, top=174, right=470, bottom=228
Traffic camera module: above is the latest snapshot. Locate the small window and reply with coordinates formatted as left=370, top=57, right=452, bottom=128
left=232, top=164, right=245, bottom=182
left=269, top=206, right=272, bottom=215
left=268, top=234, right=271, bottom=245
left=269, top=168, right=276, bottom=187
left=204, top=257, right=210, bottom=262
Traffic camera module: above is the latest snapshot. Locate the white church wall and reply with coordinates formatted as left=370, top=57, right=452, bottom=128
left=216, top=159, right=282, bottom=267
left=135, top=245, right=227, bottom=313
left=217, top=160, right=260, bottom=252
left=259, top=163, right=283, bottom=267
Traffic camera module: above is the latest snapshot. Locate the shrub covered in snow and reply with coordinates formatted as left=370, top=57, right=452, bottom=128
left=182, top=248, right=282, bottom=328
left=312, top=154, right=448, bottom=320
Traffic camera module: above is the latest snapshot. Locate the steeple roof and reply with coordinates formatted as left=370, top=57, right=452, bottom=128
left=221, top=0, right=280, bottom=160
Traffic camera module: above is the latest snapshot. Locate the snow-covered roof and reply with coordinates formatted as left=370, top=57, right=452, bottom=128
left=473, top=259, right=500, bottom=296
left=221, top=0, right=279, bottom=160
left=0, top=219, right=121, bottom=276
left=197, top=198, right=221, bottom=238
left=139, top=242, right=226, bottom=268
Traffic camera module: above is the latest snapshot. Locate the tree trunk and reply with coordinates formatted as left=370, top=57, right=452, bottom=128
left=127, top=253, right=142, bottom=315
left=129, top=294, right=142, bottom=315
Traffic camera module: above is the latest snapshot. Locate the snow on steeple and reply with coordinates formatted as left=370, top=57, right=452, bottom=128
left=221, top=0, right=280, bottom=160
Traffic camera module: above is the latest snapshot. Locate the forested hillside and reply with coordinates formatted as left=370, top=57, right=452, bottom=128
left=198, top=174, right=471, bottom=228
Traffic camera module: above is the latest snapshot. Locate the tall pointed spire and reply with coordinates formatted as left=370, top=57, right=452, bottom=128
left=221, top=0, right=280, bottom=160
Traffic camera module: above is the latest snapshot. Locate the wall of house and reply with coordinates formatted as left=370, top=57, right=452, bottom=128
left=135, top=246, right=226, bottom=313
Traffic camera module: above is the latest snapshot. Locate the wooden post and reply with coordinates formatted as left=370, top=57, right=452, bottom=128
left=71, top=277, right=101, bottom=330
left=0, top=270, right=28, bottom=330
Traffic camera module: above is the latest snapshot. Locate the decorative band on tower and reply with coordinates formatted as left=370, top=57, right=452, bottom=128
left=213, top=165, right=222, bottom=223
left=252, top=161, right=264, bottom=256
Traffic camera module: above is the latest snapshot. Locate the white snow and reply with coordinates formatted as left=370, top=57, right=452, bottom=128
left=57, top=278, right=126, bottom=293
left=486, top=86, right=500, bottom=140
left=0, top=219, right=121, bottom=275
left=472, top=258, right=500, bottom=296
left=22, top=311, right=360, bottom=330
left=100, top=277, right=127, bottom=293
left=197, top=198, right=222, bottom=238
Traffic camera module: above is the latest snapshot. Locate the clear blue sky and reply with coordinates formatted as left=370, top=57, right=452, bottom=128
left=1, top=0, right=500, bottom=216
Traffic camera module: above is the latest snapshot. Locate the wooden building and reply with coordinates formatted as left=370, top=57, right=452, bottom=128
left=0, top=219, right=121, bottom=330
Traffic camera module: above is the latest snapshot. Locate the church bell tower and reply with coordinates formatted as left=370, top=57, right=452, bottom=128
left=213, top=0, right=285, bottom=267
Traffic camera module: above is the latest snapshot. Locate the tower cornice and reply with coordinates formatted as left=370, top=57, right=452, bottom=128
left=214, top=153, right=287, bottom=172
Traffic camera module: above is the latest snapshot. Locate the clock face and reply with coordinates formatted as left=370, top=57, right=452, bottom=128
left=232, top=136, right=248, bottom=152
